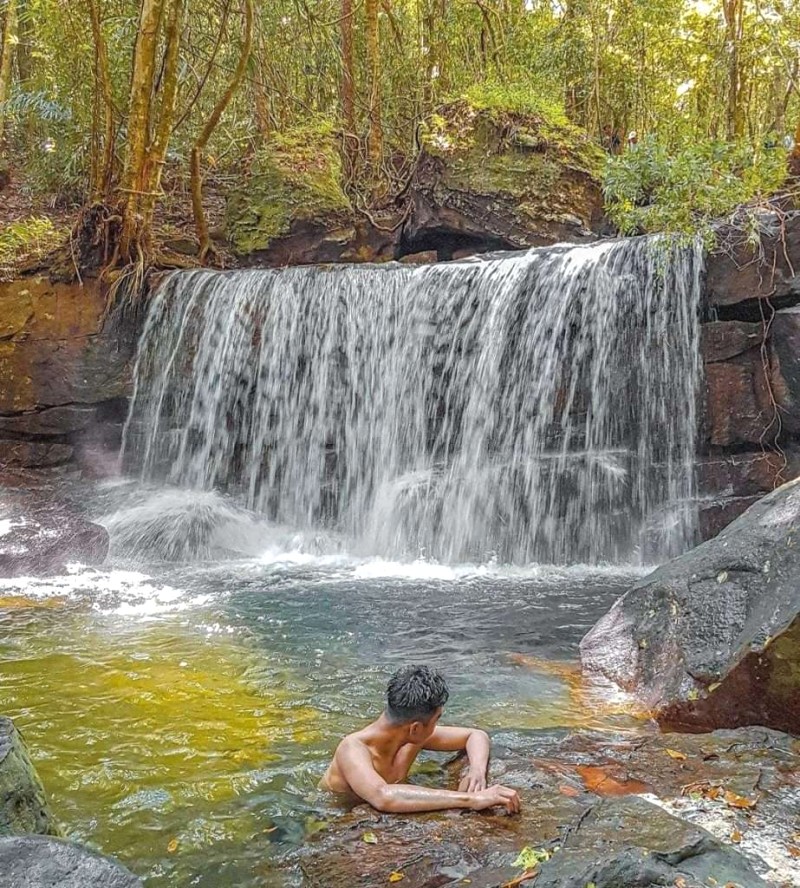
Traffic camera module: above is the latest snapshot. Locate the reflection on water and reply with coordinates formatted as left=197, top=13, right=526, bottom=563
left=0, top=487, right=645, bottom=886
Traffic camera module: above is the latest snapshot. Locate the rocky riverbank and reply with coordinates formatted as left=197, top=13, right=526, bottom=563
left=295, top=724, right=799, bottom=888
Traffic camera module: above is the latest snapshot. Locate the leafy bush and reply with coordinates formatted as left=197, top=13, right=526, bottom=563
left=0, top=217, right=63, bottom=275
left=603, top=136, right=789, bottom=242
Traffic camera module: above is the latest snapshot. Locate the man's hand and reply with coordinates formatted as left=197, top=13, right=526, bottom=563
left=469, top=784, right=521, bottom=814
left=459, top=768, right=488, bottom=793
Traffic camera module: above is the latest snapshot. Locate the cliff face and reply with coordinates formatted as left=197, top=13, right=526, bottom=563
left=0, top=275, right=134, bottom=482
left=2, top=214, right=800, bottom=547
left=696, top=213, right=800, bottom=537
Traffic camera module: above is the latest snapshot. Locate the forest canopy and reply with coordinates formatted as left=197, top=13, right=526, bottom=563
left=0, top=0, right=799, bottom=264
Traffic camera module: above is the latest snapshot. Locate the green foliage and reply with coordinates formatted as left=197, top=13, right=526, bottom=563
left=225, top=120, right=351, bottom=253
left=0, top=216, right=62, bottom=271
left=512, top=846, right=552, bottom=869
left=463, top=82, right=570, bottom=128
left=603, top=137, right=789, bottom=242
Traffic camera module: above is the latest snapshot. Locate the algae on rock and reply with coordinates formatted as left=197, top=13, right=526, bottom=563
left=225, top=121, right=352, bottom=255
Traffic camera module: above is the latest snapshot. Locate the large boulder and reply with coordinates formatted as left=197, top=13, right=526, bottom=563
left=580, top=477, right=800, bottom=733
left=0, top=718, right=57, bottom=838
left=0, top=499, right=109, bottom=577
left=706, top=210, right=800, bottom=308
left=0, top=835, right=141, bottom=887
left=405, top=98, right=605, bottom=255
left=533, top=796, right=768, bottom=888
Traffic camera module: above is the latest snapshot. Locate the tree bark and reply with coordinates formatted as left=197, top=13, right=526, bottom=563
left=191, top=0, right=253, bottom=261
left=723, top=0, right=746, bottom=140
left=118, top=0, right=166, bottom=261
left=86, top=0, right=115, bottom=200
left=365, top=0, right=382, bottom=170
left=0, top=0, right=18, bottom=150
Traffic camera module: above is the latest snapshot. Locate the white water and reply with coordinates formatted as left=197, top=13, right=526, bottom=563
left=123, top=238, right=703, bottom=565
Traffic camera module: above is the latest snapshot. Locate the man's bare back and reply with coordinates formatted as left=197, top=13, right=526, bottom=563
left=320, top=665, right=521, bottom=814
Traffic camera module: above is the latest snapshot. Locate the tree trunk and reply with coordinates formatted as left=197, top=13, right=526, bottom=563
left=191, top=0, right=253, bottom=262
left=252, top=23, right=271, bottom=139
left=86, top=0, right=115, bottom=200
left=140, top=0, right=185, bottom=225
left=365, top=0, right=382, bottom=170
left=0, top=0, right=18, bottom=150
left=723, top=0, right=746, bottom=140
left=118, top=0, right=166, bottom=261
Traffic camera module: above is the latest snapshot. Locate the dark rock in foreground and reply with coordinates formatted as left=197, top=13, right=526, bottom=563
left=298, top=726, right=798, bottom=887
left=0, top=718, right=57, bottom=837
left=0, top=836, right=142, bottom=887
left=0, top=500, right=109, bottom=577
left=534, top=796, right=768, bottom=888
left=581, top=477, right=800, bottom=733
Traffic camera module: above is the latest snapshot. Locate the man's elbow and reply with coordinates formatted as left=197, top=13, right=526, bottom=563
left=370, top=787, right=400, bottom=813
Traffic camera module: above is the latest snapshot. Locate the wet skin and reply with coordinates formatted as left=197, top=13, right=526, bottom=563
left=321, top=708, right=521, bottom=814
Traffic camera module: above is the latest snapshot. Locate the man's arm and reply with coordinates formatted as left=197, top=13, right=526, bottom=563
left=423, top=726, right=491, bottom=792
left=336, top=738, right=518, bottom=814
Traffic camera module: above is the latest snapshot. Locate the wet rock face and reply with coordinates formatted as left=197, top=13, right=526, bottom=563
left=533, top=796, right=768, bottom=888
left=298, top=726, right=797, bottom=888
left=0, top=275, right=134, bottom=478
left=0, top=835, right=142, bottom=887
left=581, top=477, right=800, bottom=733
left=0, top=498, right=109, bottom=577
left=0, top=718, right=57, bottom=837
left=706, top=212, right=800, bottom=308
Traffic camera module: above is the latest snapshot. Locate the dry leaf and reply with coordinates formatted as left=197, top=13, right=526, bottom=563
left=388, top=873, right=405, bottom=883
left=665, top=748, right=687, bottom=761
left=167, top=838, right=178, bottom=853
left=675, top=878, right=688, bottom=888
left=723, top=790, right=756, bottom=809
left=362, top=831, right=379, bottom=844
left=730, top=829, right=742, bottom=843
left=787, top=845, right=800, bottom=859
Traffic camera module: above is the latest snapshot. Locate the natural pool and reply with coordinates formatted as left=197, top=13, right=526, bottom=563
left=0, top=485, right=645, bottom=886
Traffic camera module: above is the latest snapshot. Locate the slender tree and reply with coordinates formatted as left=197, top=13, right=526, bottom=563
left=0, top=0, right=18, bottom=150
left=365, top=0, right=382, bottom=169
left=191, top=0, right=253, bottom=261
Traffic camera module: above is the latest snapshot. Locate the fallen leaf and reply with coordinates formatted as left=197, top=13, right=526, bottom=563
left=675, top=878, right=687, bottom=888
left=723, top=790, right=756, bottom=809
left=787, top=845, right=800, bottom=859
left=687, top=688, right=699, bottom=701
left=730, top=829, right=742, bottom=843
left=388, top=873, right=405, bottom=883
left=513, top=846, right=550, bottom=869
left=576, top=764, right=650, bottom=797
left=665, top=748, right=687, bottom=761
left=708, top=682, right=722, bottom=693
left=167, top=838, right=178, bottom=853
left=362, top=831, right=378, bottom=844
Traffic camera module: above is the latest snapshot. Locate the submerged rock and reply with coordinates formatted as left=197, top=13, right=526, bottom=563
left=580, top=477, right=800, bottom=733
left=0, top=718, right=57, bottom=837
left=0, top=835, right=141, bottom=887
left=0, top=498, right=109, bottom=577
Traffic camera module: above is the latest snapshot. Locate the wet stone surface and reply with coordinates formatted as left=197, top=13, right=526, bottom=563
left=295, top=726, right=800, bottom=888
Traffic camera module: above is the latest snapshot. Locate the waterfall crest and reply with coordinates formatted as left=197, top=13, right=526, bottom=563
left=124, top=238, right=703, bottom=565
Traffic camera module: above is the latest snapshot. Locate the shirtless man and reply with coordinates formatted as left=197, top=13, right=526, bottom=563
left=321, top=664, right=521, bottom=814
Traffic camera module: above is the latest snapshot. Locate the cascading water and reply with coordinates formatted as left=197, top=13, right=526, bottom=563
left=123, top=237, right=703, bottom=565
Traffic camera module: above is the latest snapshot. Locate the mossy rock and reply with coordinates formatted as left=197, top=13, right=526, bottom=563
left=0, top=717, right=58, bottom=837
left=225, top=121, right=352, bottom=255
left=409, top=96, right=606, bottom=250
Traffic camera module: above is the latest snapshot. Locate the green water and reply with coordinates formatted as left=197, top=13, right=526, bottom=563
left=0, top=553, right=640, bottom=885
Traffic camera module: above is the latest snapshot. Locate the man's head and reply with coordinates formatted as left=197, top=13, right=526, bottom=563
left=386, top=665, right=449, bottom=742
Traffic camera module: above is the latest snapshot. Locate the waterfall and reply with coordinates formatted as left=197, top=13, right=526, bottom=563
left=123, top=237, right=703, bottom=565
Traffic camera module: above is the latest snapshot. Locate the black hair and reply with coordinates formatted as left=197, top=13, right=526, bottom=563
left=386, top=665, right=449, bottom=724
